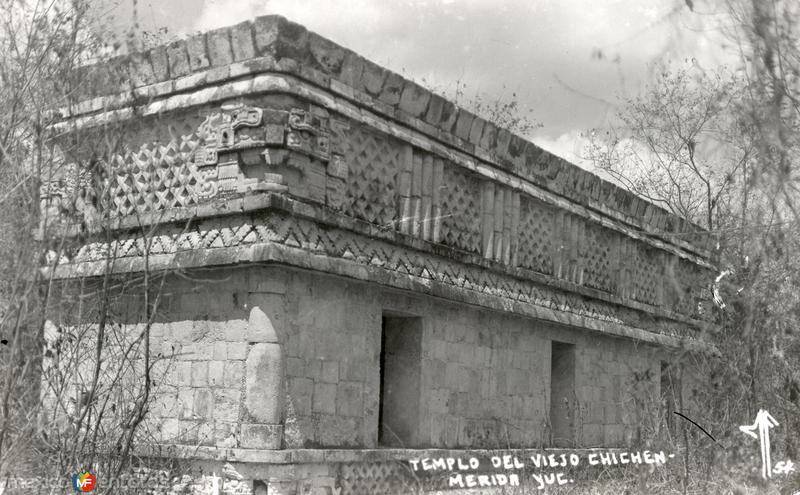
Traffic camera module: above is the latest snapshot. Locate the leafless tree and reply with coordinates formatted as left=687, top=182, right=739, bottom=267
left=0, top=1, right=174, bottom=492
left=586, top=1, right=800, bottom=492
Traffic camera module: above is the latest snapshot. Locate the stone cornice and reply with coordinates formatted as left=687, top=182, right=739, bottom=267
left=41, top=194, right=715, bottom=350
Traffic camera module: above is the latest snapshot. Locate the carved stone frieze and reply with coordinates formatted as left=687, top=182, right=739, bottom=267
left=39, top=163, right=96, bottom=230
left=194, top=104, right=265, bottom=166
left=286, top=108, right=330, bottom=161
left=47, top=103, right=352, bottom=221
left=60, top=208, right=705, bottom=338
left=43, top=98, right=712, bottom=325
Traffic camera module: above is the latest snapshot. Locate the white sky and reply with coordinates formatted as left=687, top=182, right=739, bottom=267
left=103, top=0, right=732, bottom=167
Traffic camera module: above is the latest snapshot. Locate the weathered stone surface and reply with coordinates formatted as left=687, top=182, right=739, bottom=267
left=507, top=133, right=527, bottom=161
left=264, top=479, right=293, bottom=495
left=191, top=362, right=208, bottom=387
left=274, top=18, right=308, bottom=60
left=244, top=340, right=283, bottom=423
left=213, top=388, right=240, bottom=423
left=224, top=360, right=245, bottom=388
left=253, top=15, right=280, bottom=55
left=468, top=115, right=485, bottom=145
left=165, top=40, right=190, bottom=78
left=208, top=360, right=225, bottom=387
left=241, top=423, right=283, bottom=449
left=226, top=342, right=249, bottom=360
left=453, top=109, right=476, bottom=141
left=193, top=389, right=214, bottom=419
left=231, top=21, right=256, bottom=61
left=207, top=27, right=234, bottom=66
left=338, top=52, right=365, bottom=89
left=319, top=360, right=339, bottom=383
left=398, top=81, right=431, bottom=118
left=247, top=305, right=280, bottom=343
left=308, top=33, right=344, bottom=73
left=147, top=45, right=170, bottom=82
left=378, top=71, right=404, bottom=106
left=438, top=98, right=459, bottom=132
left=129, top=52, right=155, bottom=88
left=186, top=33, right=210, bottom=71
left=495, top=128, right=513, bottom=159
left=423, top=93, right=446, bottom=127
left=361, top=60, right=386, bottom=96
left=479, top=121, right=498, bottom=150
left=312, top=382, right=337, bottom=415
left=336, top=381, right=363, bottom=417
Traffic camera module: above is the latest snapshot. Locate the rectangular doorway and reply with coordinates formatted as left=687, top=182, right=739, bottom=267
left=378, top=314, right=422, bottom=447
left=550, top=341, right=576, bottom=447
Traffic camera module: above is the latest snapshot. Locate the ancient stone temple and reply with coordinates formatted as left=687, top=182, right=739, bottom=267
left=42, top=15, right=716, bottom=494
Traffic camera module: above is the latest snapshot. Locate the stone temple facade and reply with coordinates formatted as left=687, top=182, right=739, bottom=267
left=42, top=15, right=716, bottom=494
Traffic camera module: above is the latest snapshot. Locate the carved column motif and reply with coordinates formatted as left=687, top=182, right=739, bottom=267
left=398, top=145, right=414, bottom=234
left=555, top=211, right=584, bottom=284
left=479, top=182, right=520, bottom=264
left=398, top=147, right=446, bottom=240
left=326, top=116, right=351, bottom=209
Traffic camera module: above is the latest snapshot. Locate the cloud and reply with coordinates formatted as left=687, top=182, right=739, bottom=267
left=104, top=0, right=731, bottom=156
left=533, top=131, right=628, bottom=186
left=533, top=131, right=594, bottom=169
left=185, top=0, right=716, bottom=141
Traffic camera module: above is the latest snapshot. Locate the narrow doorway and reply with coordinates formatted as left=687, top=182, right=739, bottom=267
left=378, top=315, right=422, bottom=447
left=550, top=341, right=576, bottom=447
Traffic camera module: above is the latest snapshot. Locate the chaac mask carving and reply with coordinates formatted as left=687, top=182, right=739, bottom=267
left=40, top=103, right=350, bottom=228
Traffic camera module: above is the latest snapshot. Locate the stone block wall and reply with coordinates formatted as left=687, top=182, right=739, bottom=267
left=575, top=338, right=660, bottom=447
left=78, top=265, right=667, bottom=451
left=118, top=266, right=381, bottom=450
left=420, top=311, right=551, bottom=448
left=141, top=280, right=255, bottom=448
left=280, top=268, right=380, bottom=448
left=397, top=299, right=663, bottom=450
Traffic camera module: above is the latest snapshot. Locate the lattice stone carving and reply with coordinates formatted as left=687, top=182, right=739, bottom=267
left=517, top=196, right=554, bottom=275
left=669, top=258, right=709, bottom=318
left=439, top=163, right=482, bottom=255
left=97, top=103, right=313, bottom=217
left=337, top=461, right=420, bottom=495
left=66, top=211, right=638, bottom=326
left=583, top=221, right=617, bottom=293
left=106, top=137, right=205, bottom=217
left=630, top=241, right=662, bottom=306
left=342, top=126, right=400, bottom=226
